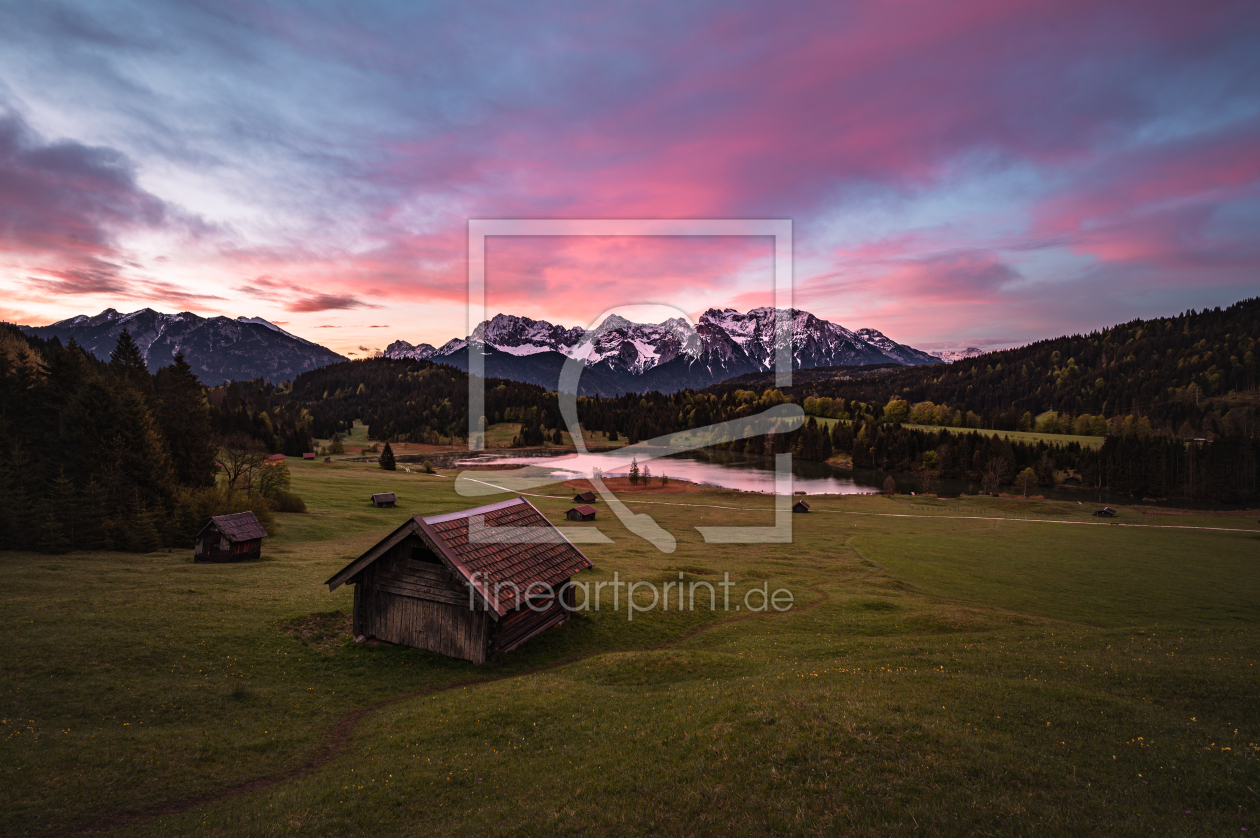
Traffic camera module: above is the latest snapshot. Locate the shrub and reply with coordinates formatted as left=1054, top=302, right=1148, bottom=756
left=422, top=459, right=435, bottom=474
left=170, top=486, right=277, bottom=547
left=882, top=475, right=897, bottom=495
left=271, top=491, right=307, bottom=513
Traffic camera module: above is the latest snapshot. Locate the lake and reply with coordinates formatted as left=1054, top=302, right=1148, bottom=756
left=453, top=447, right=1174, bottom=505
left=457, top=449, right=918, bottom=496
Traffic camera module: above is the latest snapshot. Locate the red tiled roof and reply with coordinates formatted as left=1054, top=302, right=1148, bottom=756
left=420, top=498, right=591, bottom=615
left=200, top=511, right=268, bottom=542
left=324, top=497, right=591, bottom=617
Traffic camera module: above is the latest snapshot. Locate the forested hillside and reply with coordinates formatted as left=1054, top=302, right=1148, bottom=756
left=0, top=326, right=309, bottom=553
left=714, top=297, right=1260, bottom=438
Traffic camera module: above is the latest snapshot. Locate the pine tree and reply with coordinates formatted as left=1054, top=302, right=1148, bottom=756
left=109, top=329, right=154, bottom=400
left=629, top=457, right=639, bottom=486
left=155, top=353, right=218, bottom=487
left=78, top=478, right=113, bottom=550
left=125, top=495, right=163, bottom=553
left=46, top=469, right=78, bottom=552
left=380, top=442, right=396, bottom=471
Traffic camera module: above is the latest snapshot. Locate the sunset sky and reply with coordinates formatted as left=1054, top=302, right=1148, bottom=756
left=1, top=1, right=1258, bottom=357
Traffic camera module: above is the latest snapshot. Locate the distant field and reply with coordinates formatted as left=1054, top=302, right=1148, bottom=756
left=812, top=415, right=1106, bottom=449
left=2, top=464, right=1257, bottom=836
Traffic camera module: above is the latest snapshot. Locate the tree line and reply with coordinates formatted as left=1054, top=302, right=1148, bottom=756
left=0, top=326, right=296, bottom=553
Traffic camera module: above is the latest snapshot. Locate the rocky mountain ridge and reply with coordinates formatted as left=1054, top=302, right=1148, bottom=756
left=383, top=307, right=947, bottom=395
left=22, top=308, right=346, bottom=384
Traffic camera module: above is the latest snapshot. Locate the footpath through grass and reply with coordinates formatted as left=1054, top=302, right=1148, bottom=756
left=1, top=461, right=1257, bottom=836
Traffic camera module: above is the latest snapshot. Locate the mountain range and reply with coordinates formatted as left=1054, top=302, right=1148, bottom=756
left=21, top=308, right=346, bottom=384
left=18, top=305, right=950, bottom=392
left=383, top=307, right=943, bottom=395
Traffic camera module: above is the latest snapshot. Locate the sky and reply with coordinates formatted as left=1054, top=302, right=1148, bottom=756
left=0, top=1, right=1258, bottom=358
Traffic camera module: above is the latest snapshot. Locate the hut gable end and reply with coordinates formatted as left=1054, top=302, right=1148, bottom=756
left=193, top=511, right=267, bottom=563
left=324, top=497, right=593, bottom=663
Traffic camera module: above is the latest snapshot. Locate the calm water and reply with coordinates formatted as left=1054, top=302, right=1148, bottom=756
left=457, top=449, right=901, bottom=495
left=454, top=447, right=1175, bottom=505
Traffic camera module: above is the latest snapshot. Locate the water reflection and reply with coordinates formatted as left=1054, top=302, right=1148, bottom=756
left=457, top=449, right=893, bottom=495
left=455, top=447, right=1154, bottom=505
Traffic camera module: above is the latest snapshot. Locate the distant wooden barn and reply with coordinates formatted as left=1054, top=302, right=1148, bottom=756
left=1063, top=475, right=1082, bottom=486
left=1093, top=507, right=1117, bottom=518
left=371, top=492, right=397, bottom=508
left=573, top=490, right=597, bottom=503
left=264, top=454, right=286, bottom=465
left=566, top=504, right=596, bottom=521
left=792, top=499, right=811, bottom=513
left=303, top=452, right=317, bottom=460
left=194, top=511, right=267, bottom=563
left=325, top=497, right=592, bottom=663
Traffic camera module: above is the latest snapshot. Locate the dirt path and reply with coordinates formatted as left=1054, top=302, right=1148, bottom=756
left=68, top=583, right=832, bottom=836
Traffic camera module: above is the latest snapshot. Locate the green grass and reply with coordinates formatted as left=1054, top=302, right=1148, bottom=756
left=812, top=415, right=1105, bottom=449
left=2, top=463, right=1258, bottom=836
left=481, top=422, right=628, bottom=449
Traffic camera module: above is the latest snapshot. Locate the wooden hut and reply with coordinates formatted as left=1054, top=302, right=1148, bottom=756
left=324, top=497, right=592, bottom=663
left=566, top=504, right=596, bottom=521
left=1062, top=475, right=1082, bottom=486
left=371, top=492, right=397, bottom=508
left=1093, top=507, right=1117, bottom=518
left=194, top=511, right=267, bottom=563
left=573, top=490, right=597, bottom=503
left=302, top=452, right=317, bottom=460
left=264, top=453, right=286, bottom=465
left=792, top=499, right=811, bottom=513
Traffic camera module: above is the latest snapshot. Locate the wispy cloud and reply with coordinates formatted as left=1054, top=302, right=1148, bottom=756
left=2, top=1, right=1258, bottom=345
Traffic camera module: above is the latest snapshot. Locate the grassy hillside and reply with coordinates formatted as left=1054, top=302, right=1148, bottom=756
left=1, top=462, right=1258, bottom=835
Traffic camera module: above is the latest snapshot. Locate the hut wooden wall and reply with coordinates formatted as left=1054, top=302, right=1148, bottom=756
left=353, top=537, right=492, bottom=663
left=193, top=528, right=260, bottom=563
left=359, top=588, right=491, bottom=662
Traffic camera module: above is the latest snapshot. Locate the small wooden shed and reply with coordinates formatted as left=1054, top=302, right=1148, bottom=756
left=1063, top=475, right=1082, bottom=486
left=573, top=490, right=597, bottom=503
left=194, top=511, right=267, bottom=563
left=303, top=452, right=317, bottom=460
left=372, top=492, right=397, bottom=508
left=1093, top=506, right=1117, bottom=518
left=264, top=453, right=286, bottom=465
left=566, top=504, right=596, bottom=521
left=792, top=499, right=811, bottom=513
left=325, top=497, right=592, bottom=663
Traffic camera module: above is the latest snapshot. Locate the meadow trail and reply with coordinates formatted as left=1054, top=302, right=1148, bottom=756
left=66, top=578, right=834, bottom=836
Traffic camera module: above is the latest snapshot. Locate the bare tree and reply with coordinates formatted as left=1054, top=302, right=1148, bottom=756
left=218, top=433, right=267, bottom=495
left=981, top=457, right=1010, bottom=494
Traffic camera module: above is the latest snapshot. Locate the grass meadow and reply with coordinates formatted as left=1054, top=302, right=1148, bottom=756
left=812, top=415, right=1106, bottom=449
left=1, top=458, right=1258, bottom=836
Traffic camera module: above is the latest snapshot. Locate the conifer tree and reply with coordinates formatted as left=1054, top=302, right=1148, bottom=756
left=78, top=478, right=113, bottom=550
left=379, top=442, right=396, bottom=471
left=155, top=353, right=218, bottom=487
left=109, top=329, right=154, bottom=399
left=126, top=495, right=164, bottom=553
left=46, top=469, right=77, bottom=551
